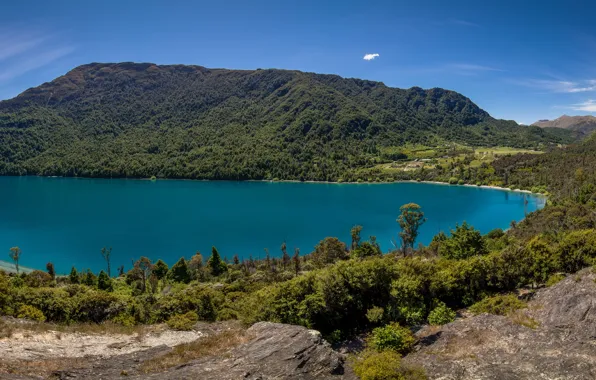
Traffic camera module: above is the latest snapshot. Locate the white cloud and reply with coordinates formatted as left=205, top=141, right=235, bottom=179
left=570, top=100, right=596, bottom=112
left=449, top=19, right=480, bottom=28
left=363, top=53, right=380, bottom=61
left=515, top=79, right=596, bottom=93
left=0, top=26, right=74, bottom=84
left=450, top=63, right=503, bottom=72
left=0, top=46, right=74, bottom=83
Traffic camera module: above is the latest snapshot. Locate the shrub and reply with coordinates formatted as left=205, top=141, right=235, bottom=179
left=438, top=222, right=488, bottom=260
left=167, top=311, right=198, bottom=331
left=448, top=177, right=458, bottom=184
left=369, top=323, right=415, bottom=355
left=97, top=270, right=113, bottom=292
left=352, top=349, right=427, bottom=380
left=325, top=329, right=342, bottom=344
left=17, top=305, right=46, bottom=322
left=169, top=258, right=191, bottom=283
left=24, top=270, right=53, bottom=288
left=113, top=313, right=136, bottom=327
left=366, top=306, right=385, bottom=324
left=486, top=228, right=505, bottom=240
left=427, top=302, right=456, bottom=325
left=546, top=273, right=566, bottom=287
left=0, top=271, right=12, bottom=314
left=457, top=179, right=465, bottom=185
left=311, top=237, right=348, bottom=267
left=469, top=294, right=526, bottom=316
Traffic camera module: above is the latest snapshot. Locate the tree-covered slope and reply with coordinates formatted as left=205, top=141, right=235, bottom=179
left=0, top=62, right=573, bottom=180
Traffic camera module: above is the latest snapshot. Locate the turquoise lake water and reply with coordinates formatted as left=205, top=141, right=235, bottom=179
left=0, top=177, right=544, bottom=274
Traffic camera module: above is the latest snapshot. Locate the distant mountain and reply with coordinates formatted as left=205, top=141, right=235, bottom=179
left=532, top=115, right=596, bottom=138
left=0, top=62, right=574, bottom=181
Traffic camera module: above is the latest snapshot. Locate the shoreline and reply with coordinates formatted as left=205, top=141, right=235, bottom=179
left=2, top=174, right=545, bottom=196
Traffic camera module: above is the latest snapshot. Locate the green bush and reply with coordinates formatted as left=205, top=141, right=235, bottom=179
left=427, top=302, right=456, bottom=325
left=438, top=222, right=488, bottom=260
left=166, top=311, right=198, bottom=331
left=17, top=305, right=46, bottom=322
left=24, top=270, right=53, bottom=288
left=369, top=323, right=415, bottom=355
left=366, top=306, right=385, bottom=324
left=353, top=349, right=427, bottom=380
left=448, top=177, right=459, bottom=185
left=546, top=273, right=565, bottom=287
left=113, top=313, right=136, bottom=327
left=457, top=179, right=465, bottom=185
left=469, top=294, right=526, bottom=316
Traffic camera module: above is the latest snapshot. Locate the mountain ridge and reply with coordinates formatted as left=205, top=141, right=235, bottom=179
left=532, top=114, right=596, bottom=138
left=0, top=62, right=573, bottom=181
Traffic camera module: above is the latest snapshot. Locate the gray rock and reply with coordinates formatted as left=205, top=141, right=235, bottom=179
left=405, top=268, right=596, bottom=380
left=45, top=322, right=354, bottom=380
left=139, top=322, right=356, bottom=380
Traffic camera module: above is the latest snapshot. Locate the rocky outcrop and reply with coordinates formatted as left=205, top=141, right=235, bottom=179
left=138, top=322, right=356, bottom=380
left=405, top=268, right=596, bottom=380
left=16, top=322, right=354, bottom=380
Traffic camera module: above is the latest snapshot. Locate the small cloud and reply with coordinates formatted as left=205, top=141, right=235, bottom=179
left=0, top=46, right=75, bottom=83
left=514, top=79, right=596, bottom=93
left=450, top=63, right=504, bottom=72
left=0, top=26, right=74, bottom=84
left=570, top=100, right=596, bottom=112
left=363, top=53, right=380, bottom=61
left=449, top=19, right=480, bottom=28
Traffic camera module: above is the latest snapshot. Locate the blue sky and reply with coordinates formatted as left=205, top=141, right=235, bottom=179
left=1, top=0, right=595, bottom=124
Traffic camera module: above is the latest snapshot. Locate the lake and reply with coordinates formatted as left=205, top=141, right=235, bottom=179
left=0, top=177, right=544, bottom=274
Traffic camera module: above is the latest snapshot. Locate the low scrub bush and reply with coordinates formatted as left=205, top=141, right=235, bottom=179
left=369, top=323, right=415, bottom=355
left=427, top=302, right=456, bottom=326
left=469, top=294, right=526, bottom=316
left=166, top=311, right=198, bottom=331
left=17, top=304, right=46, bottom=322
left=352, top=349, right=427, bottom=380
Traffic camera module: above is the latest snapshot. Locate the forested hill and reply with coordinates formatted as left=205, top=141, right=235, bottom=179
left=0, top=62, right=572, bottom=181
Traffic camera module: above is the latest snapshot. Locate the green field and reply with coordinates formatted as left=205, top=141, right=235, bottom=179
left=375, top=145, right=543, bottom=173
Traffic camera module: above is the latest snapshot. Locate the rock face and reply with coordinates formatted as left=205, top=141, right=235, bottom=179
left=405, top=268, right=596, bottom=380
left=39, top=322, right=354, bottom=380
left=139, top=322, right=356, bottom=380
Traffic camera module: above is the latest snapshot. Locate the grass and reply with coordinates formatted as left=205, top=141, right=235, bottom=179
left=509, top=311, right=540, bottom=329
left=375, top=145, right=543, bottom=175
left=140, top=326, right=252, bottom=373
left=0, top=357, right=90, bottom=378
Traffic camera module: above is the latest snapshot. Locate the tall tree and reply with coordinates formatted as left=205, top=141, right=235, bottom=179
left=293, top=248, right=301, bottom=276
left=264, top=248, right=272, bottom=272
left=281, top=242, right=290, bottom=270
left=8, top=247, right=22, bottom=274
left=169, top=257, right=191, bottom=283
left=208, top=247, right=227, bottom=276
left=134, top=257, right=153, bottom=293
left=188, top=252, right=203, bottom=280
left=350, top=225, right=363, bottom=251
left=69, top=267, right=79, bottom=284
left=152, top=259, right=169, bottom=281
left=101, top=247, right=112, bottom=277
left=397, top=203, right=426, bottom=256
left=97, top=270, right=113, bottom=292
left=46, top=262, right=56, bottom=280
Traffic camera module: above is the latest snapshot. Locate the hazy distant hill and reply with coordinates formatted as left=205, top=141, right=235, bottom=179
left=532, top=115, right=596, bottom=138
left=0, top=62, right=573, bottom=181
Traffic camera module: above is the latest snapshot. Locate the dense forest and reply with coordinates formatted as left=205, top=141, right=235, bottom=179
left=0, top=62, right=574, bottom=181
